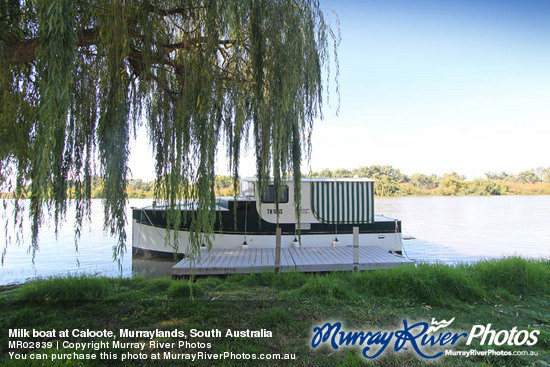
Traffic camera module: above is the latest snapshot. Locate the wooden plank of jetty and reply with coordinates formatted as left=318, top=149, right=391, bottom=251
left=288, top=246, right=351, bottom=272
left=172, top=245, right=413, bottom=276
left=357, top=246, right=413, bottom=270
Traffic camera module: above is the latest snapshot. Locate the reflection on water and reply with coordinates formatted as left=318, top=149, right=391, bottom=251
left=0, top=199, right=152, bottom=285
left=1, top=196, right=549, bottom=285
left=132, top=255, right=179, bottom=278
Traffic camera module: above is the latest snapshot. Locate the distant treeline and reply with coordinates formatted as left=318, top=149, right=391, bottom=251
left=306, top=165, right=550, bottom=196
left=127, top=166, right=550, bottom=198
left=3, top=166, right=550, bottom=199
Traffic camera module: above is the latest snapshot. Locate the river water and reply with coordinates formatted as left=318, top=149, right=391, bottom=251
left=1, top=196, right=549, bottom=285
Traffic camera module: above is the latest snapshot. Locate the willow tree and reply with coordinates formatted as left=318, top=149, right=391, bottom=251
left=0, top=0, right=338, bottom=259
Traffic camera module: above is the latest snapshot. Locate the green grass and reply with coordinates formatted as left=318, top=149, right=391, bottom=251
left=1, top=258, right=549, bottom=366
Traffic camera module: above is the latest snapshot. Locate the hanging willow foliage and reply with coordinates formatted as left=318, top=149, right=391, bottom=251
left=0, top=0, right=338, bottom=260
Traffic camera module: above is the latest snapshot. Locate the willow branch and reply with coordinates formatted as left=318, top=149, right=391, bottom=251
left=4, top=28, right=237, bottom=65
left=3, top=28, right=97, bottom=64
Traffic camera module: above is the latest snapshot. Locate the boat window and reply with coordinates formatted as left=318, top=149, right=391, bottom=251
left=240, top=181, right=255, bottom=197
left=261, top=185, right=289, bottom=203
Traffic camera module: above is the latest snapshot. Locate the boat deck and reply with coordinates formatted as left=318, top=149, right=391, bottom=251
left=172, top=245, right=413, bottom=276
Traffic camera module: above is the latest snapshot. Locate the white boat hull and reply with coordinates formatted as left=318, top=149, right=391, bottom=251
left=132, top=219, right=403, bottom=256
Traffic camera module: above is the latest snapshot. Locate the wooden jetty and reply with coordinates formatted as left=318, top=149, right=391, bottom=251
left=172, top=245, right=413, bottom=276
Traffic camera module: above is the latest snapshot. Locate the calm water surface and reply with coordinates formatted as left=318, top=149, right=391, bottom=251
left=376, top=195, right=550, bottom=263
left=1, top=196, right=549, bottom=285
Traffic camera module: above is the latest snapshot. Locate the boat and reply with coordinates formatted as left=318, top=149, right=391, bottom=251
left=132, top=178, right=403, bottom=257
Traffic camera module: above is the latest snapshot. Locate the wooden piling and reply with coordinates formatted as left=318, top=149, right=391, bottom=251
left=353, top=227, right=359, bottom=271
left=275, top=227, right=281, bottom=271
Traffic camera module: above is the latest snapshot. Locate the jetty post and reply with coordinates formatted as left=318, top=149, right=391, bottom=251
left=275, top=227, right=281, bottom=272
left=353, top=226, right=359, bottom=272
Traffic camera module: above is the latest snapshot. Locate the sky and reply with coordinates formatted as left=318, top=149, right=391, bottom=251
left=128, top=0, right=550, bottom=181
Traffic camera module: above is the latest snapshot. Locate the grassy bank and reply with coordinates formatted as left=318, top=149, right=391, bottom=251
left=1, top=258, right=549, bottom=366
